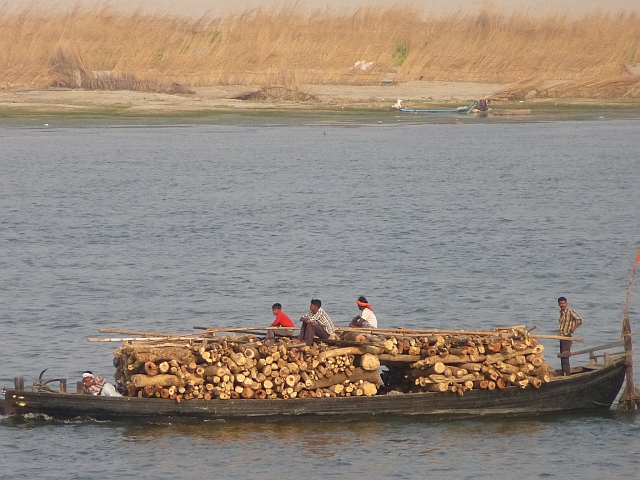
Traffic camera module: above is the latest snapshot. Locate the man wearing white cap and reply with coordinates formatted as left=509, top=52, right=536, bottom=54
left=82, top=371, right=122, bottom=396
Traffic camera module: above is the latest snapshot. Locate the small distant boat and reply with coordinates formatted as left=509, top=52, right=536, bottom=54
left=393, top=99, right=478, bottom=113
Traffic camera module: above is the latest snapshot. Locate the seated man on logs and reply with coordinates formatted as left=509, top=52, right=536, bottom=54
left=557, top=296, right=584, bottom=376
left=267, top=302, right=295, bottom=340
left=82, top=371, right=122, bottom=397
left=298, top=298, right=335, bottom=346
left=349, top=295, right=378, bottom=328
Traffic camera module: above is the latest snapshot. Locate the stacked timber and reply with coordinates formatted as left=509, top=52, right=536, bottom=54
left=113, top=336, right=381, bottom=402
left=359, top=328, right=555, bottom=396
left=108, top=326, right=556, bottom=401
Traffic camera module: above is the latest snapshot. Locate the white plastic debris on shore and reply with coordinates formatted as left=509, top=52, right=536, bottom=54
left=354, top=60, right=374, bottom=71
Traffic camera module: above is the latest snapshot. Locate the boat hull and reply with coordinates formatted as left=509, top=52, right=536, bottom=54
left=397, top=100, right=477, bottom=113
left=2, top=361, right=626, bottom=422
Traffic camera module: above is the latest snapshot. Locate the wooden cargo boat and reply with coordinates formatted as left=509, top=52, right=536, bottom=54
left=0, top=354, right=629, bottom=422
left=4, top=249, right=640, bottom=422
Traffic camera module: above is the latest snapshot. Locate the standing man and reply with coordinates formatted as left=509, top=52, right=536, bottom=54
left=350, top=295, right=378, bottom=328
left=298, top=298, right=335, bottom=346
left=557, top=296, right=584, bottom=376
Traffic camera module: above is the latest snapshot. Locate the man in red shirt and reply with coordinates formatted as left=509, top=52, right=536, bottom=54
left=268, top=303, right=294, bottom=340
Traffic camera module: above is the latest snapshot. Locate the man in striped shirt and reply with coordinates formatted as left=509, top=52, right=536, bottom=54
left=557, top=296, right=584, bottom=376
left=298, top=298, right=335, bottom=346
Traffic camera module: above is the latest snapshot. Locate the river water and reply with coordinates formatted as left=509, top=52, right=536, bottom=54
left=1, top=115, right=639, bottom=478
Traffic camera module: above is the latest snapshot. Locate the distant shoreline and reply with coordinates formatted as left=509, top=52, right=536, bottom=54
left=2, top=83, right=640, bottom=121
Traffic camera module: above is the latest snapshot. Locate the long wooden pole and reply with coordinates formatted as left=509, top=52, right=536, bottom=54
left=531, top=334, right=584, bottom=342
left=336, top=326, right=528, bottom=336
left=193, top=326, right=300, bottom=332
left=97, top=326, right=301, bottom=339
left=99, top=328, right=200, bottom=338
left=619, top=246, right=640, bottom=409
left=336, top=327, right=580, bottom=341
left=88, top=337, right=206, bottom=342
left=95, top=325, right=577, bottom=343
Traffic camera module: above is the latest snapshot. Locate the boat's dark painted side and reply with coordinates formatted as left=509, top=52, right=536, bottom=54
left=397, top=100, right=478, bottom=113
left=2, top=359, right=627, bottom=423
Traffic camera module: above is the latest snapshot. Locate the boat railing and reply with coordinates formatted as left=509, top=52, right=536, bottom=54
left=557, top=340, right=626, bottom=365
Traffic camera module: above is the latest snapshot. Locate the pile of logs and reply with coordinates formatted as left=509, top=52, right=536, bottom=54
left=108, top=326, right=556, bottom=401
left=333, top=327, right=554, bottom=396
left=389, top=335, right=552, bottom=395
left=113, top=336, right=381, bottom=402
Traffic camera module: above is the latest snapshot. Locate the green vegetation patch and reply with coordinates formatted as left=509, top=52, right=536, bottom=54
left=207, top=31, right=221, bottom=44
left=152, top=51, right=164, bottom=66
left=392, top=43, right=409, bottom=66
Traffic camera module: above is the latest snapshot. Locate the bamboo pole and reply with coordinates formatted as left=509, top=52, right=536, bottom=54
left=91, top=326, right=302, bottom=342
left=100, top=328, right=200, bottom=337
left=619, top=246, right=640, bottom=410
left=531, top=334, right=584, bottom=342
left=92, top=334, right=575, bottom=345
left=193, top=326, right=300, bottom=332
left=89, top=337, right=206, bottom=342
left=336, top=327, right=580, bottom=341
left=336, top=326, right=527, bottom=336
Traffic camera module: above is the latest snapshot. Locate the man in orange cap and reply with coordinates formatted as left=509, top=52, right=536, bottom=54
left=350, top=295, right=378, bottom=328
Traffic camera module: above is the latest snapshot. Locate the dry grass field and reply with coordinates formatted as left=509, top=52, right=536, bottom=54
left=1, top=5, right=640, bottom=99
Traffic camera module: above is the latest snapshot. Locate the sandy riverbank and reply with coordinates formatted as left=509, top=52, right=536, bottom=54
left=0, top=82, right=502, bottom=115
left=2, top=81, right=640, bottom=118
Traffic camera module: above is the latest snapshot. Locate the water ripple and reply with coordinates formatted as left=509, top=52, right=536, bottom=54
left=1, top=120, right=639, bottom=477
